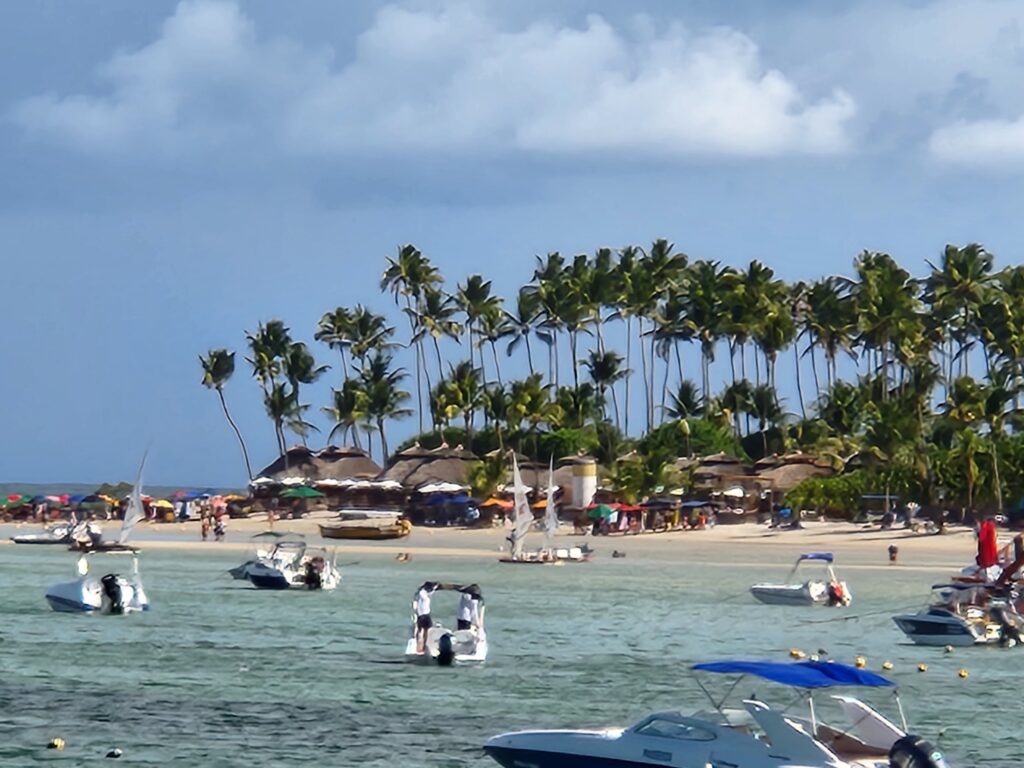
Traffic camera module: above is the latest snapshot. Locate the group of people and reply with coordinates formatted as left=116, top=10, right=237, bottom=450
left=413, top=582, right=484, bottom=654
left=200, top=509, right=226, bottom=542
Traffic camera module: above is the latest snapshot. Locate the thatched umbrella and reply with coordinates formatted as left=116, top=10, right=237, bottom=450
left=379, top=444, right=478, bottom=490
left=757, top=462, right=836, bottom=493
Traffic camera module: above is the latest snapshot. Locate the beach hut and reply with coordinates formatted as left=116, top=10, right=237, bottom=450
left=251, top=445, right=387, bottom=511
left=379, top=444, right=478, bottom=525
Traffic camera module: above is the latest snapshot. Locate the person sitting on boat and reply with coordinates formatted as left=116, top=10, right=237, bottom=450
left=827, top=579, right=847, bottom=606
left=414, top=583, right=435, bottom=653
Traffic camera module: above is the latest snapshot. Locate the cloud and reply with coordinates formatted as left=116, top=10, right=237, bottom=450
left=929, top=116, right=1024, bottom=166
left=12, top=0, right=855, bottom=160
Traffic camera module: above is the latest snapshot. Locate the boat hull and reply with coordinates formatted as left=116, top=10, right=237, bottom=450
left=892, top=613, right=989, bottom=646
left=485, top=747, right=656, bottom=768
left=318, top=522, right=411, bottom=540
left=750, top=584, right=819, bottom=606
left=45, top=577, right=149, bottom=614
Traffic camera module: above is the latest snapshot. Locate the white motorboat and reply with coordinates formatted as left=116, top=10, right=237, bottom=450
left=245, top=539, right=340, bottom=590
left=751, top=552, right=851, bottom=606
left=892, top=583, right=1022, bottom=647
left=11, top=523, right=72, bottom=545
left=228, top=531, right=303, bottom=580
left=45, top=553, right=149, bottom=614
left=404, top=582, right=487, bottom=665
left=45, top=452, right=150, bottom=615
left=484, top=660, right=952, bottom=768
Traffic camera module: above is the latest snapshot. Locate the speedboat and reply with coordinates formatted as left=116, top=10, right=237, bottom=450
left=751, top=552, right=851, bottom=606
left=245, top=539, right=340, bottom=590
left=45, top=553, right=149, bottom=614
left=229, top=531, right=303, bottom=580
left=892, top=583, right=1022, bottom=646
left=11, top=523, right=73, bottom=545
left=484, top=659, right=951, bottom=768
left=404, top=582, right=487, bottom=665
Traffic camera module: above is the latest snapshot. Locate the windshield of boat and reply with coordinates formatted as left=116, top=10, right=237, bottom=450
left=631, top=714, right=717, bottom=742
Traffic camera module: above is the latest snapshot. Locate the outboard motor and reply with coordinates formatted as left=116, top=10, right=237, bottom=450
left=436, top=632, right=455, bottom=667
left=889, top=735, right=950, bottom=768
left=992, top=604, right=1023, bottom=645
left=100, top=574, right=124, bottom=615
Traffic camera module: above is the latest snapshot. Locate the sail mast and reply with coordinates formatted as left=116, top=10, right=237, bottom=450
left=119, top=449, right=149, bottom=545
left=510, top=455, right=532, bottom=559
left=543, top=457, right=557, bottom=551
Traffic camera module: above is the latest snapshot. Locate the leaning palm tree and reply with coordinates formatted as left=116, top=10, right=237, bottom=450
left=199, top=349, right=253, bottom=480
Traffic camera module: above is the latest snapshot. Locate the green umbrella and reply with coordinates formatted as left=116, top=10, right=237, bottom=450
left=280, top=486, right=325, bottom=499
left=587, top=503, right=616, bottom=520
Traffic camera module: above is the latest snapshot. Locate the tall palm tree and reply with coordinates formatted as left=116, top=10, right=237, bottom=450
left=410, top=288, right=463, bottom=383
left=245, top=319, right=294, bottom=453
left=748, top=383, right=785, bottom=458
left=381, top=244, right=442, bottom=432
left=442, top=360, right=484, bottom=446
left=199, top=349, right=253, bottom=480
left=314, top=306, right=355, bottom=380
left=530, top=252, right=568, bottom=388
left=477, top=306, right=511, bottom=385
left=615, top=246, right=659, bottom=433
left=455, top=274, right=501, bottom=371
left=924, top=243, right=994, bottom=381
left=347, top=305, right=396, bottom=363
left=684, top=260, right=733, bottom=403
left=802, top=276, right=856, bottom=394
left=323, top=378, right=368, bottom=449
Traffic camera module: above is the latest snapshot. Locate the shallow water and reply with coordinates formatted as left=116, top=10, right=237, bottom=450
left=0, top=544, right=1018, bottom=766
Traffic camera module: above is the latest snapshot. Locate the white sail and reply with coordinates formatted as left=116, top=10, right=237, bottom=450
left=119, top=449, right=149, bottom=545
left=542, top=457, right=557, bottom=551
left=510, top=456, right=533, bottom=559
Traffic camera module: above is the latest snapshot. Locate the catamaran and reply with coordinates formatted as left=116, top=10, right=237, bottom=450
left=45, top=453, right=150, bottom=614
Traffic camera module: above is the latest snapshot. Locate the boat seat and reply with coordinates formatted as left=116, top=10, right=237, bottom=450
left=815, top=725, right=889, bottom=760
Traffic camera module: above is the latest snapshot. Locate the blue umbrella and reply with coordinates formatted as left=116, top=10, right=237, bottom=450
left=68, top=494, right=88, bottom=504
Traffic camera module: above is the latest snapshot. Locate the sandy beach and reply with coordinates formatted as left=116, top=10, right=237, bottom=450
left=1, top=517, right=983, bottom=571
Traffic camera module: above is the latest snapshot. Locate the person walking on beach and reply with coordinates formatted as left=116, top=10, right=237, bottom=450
left=201, top=515, right=210, bottom=542
left=213, top=516, right=226, bottom=542
left=414, top=583, right=434, bottom=654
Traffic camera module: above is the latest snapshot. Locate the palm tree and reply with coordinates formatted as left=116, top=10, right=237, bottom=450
left=503, top=288, right=541, bottom=376
left=925, top=243, right=994, bottom=381
left=477, top=306, right=511, bottom=385
left=381, top=244, right=442, bottom=432
left=664, top=380, right=704, bottom=421
left=530, top=252, right=568, bottom=388
left=615, top=246, right=659, bottom=433
left=584, top=349, right=627, bottom=428
left=455, top=274, right=501, bottom=371
left=684, top=260, right=733, bottom=403
left=748, top=383, right=785, bottom=459
left=410, top=288, right=463, bottom=383
left=981, top=369, right=1017, bottom=513
left=443, top=360, right=484, bottom=446
left=359, top=352, right=412, bottom=461
left=263, top=381, right=297, bottom=455
left=347, top=305, right=396, bottom=363
left=245, top=319, right=293, bottom=453
left=323, top=378, right=368, bottom=448
left=314, top=306, right=354, bottom=379
left=802, top=276, right=856, bottom=394
left=199, top=349, right=253, bottom=480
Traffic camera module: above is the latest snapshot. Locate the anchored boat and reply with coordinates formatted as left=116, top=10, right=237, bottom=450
left=751, top=552, right=851, bottom=607
left=404, top=582, right=487, bottom=665
left=484, top=659, right=951, bottom=768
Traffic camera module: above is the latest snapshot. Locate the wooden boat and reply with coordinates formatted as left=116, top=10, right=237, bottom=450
left=319, top=519, right=412, bottom=541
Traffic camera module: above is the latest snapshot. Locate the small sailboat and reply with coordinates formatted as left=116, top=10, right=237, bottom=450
left=45, top=453, right=150, bottom=614
left=750, top=553, right=851, bottom=607
left=498, top=457, right=551, bottom=565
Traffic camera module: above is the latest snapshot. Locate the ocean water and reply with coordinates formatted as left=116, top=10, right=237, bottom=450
left=0, top=543, right=1018, bottom=766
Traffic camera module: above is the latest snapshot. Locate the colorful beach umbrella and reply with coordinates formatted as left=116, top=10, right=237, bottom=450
left=587, top=503, right=616, bottom=520
left=280, top=486, right=324, bottom=499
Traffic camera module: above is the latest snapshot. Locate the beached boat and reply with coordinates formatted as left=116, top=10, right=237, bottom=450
left=404, top=582, right=487, bottom=665
left=484, top=659, right=952, bottom=768
left=892, top=583, right=1022, bottom=647
left=45, top=453, right=150, bottom=614
left=318, top=518, right=411, bottom=541
left=245, top=539, right=341, bottom=590
left=11, top=523, right=72, bottom=545
left=750, top=552, right=851, bottom=607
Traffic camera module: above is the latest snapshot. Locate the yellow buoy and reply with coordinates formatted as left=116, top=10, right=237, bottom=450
left=958, top=668, right=969, bottom=679
left=47, top=738, right=65, bottom=751
left=918, top=663, right=928, bottom=672
left=882, top=661, right=894, bottom=671
left=789, top=648, right=806, bottom=659
left=854, top=656, right=867, bottom=668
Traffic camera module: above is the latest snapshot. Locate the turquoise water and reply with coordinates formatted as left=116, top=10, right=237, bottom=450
left=0, top=543, right=1018, bottom=766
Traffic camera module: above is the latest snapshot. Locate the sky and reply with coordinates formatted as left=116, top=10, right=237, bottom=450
left=2, top=0, right=1024, bottom=486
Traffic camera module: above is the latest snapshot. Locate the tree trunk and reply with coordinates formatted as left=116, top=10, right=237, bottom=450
left=809, top=344, right=821, bottom=402
left=218, top=389, right=253, bottom=480
left=570, top=329, right=580, bottom=395
left=638, top=318, right=650, bottom=432
left=490, top=341, right=504, bottom=385
left=993, top=437, right=1003, bottom=514
left=378, top=419, right=389, bottom=462
left=624, top=317, right=633, bottom=436
left=524, top=334, right=535, bottom=377
left=433, top=336, right=445, bottom=383
left=793, top=343, right=806, bottom=420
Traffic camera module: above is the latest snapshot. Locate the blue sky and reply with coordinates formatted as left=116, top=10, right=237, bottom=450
left=3, top=0, right=1024, bottom=486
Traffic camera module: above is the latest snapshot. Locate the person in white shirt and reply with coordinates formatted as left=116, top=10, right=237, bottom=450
left=414, top=583, right=434, bottom=653
left=457, top=590, right=476, bottom=631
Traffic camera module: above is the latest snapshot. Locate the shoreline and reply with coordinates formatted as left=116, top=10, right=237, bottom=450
left=0, top=518, right=980, bottom=569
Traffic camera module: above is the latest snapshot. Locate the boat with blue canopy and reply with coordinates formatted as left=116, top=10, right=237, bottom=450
left=484, top=659, right=951, bottom=768
left=750, top=552, right=852, bottom=607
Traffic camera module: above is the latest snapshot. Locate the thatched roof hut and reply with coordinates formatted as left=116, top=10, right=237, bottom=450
left=378, top=444, right=478, bottom=490
left=252, top=445, right=382, bottom=484
left=755, top=453, right=837, bottom=493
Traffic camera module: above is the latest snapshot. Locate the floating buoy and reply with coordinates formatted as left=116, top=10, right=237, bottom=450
left=106, top=748, right=123, bottom=759
left=882, top=661, right=894, bottom=671
left=789, top=648, right=806, bottom=659
left=396, top=553, right=410, bottom=562
left=944, top=645, right=954, bottom=654
left=810, top=654, right=820, bottom=662
left=918, top=663, right=928, bottom=672
left=854, top=656, right=867, bottom=668
left=47, top=738, right=65, bottom=751
left=958, top=668, right=969, bottom=679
